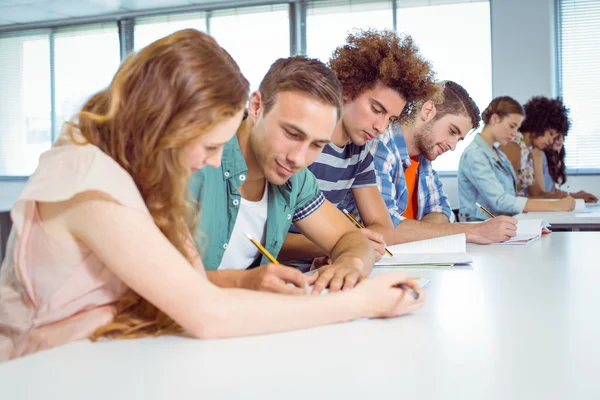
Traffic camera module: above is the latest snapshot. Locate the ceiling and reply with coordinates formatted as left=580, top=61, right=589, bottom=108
left=0, top=0, right=286, bottom=28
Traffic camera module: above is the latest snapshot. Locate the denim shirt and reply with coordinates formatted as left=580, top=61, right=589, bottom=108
left=188, top=135, right=324, bottom=270
left=458, top=134, right=528, bottom=221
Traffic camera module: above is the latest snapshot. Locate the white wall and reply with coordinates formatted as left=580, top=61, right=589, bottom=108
left=490, top=0, right=558, bottom=102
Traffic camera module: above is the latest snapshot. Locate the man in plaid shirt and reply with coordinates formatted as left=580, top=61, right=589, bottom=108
left=349, top=81, right=518, bottom=244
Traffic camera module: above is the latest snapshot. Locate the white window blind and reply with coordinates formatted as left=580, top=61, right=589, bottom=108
left=210, top=5, right=290, bottom=91
left=396, top=0, right=491, bottom=173
left=306, top=1, right=394, bottom=63
left=134, top=12, right=207, bottom=52
left=0, top=31, right=51, bottom=176
left=54, top=23, right=121, bottom=138
left=559, top=0, right=600, bottom=172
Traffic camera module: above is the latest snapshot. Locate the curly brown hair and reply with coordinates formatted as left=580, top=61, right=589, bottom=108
left=520, top=96, right=570, bottom=137
left=328, top=29, right=437, bottom=117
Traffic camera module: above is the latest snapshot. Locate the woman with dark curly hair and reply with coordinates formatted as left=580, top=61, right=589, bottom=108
left=536, top=134, right=598, bottom=203
left=499, top=96, right=570, bottom=197
left=280, top=29, right=438, bottom=266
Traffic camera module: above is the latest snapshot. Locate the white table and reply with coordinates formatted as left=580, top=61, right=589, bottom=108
left=1, top=232, right=599, bottom=400
left=515, top=204, right=600, bottom=231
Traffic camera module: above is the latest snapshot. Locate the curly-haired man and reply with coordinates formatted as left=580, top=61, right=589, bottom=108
left=280, top=30, right=439, bottom=287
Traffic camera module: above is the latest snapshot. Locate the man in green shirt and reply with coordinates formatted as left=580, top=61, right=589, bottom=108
left=189, top=56, right=381, bottom=295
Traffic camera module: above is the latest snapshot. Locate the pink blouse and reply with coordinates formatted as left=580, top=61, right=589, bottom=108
left=0, top=132, right=151, bottom=361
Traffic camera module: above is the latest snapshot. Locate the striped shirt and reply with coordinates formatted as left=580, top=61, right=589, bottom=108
left=308, top=141, right=377, bottom=210
left=288, top=141, right=376, bottom=237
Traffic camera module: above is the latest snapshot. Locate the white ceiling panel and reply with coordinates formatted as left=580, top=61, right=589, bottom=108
left=119, top=0, right=194, bottom=10
left=0, top=0, right=284, bottom=28
left=35, top=0, right=124, bottom=17
left=0, top=4, right=69, bottom=23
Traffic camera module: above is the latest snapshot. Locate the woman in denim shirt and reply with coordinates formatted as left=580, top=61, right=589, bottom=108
left=458, top=97, right=575, bottom=221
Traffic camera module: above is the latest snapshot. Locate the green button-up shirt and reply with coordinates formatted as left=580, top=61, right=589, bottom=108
left=189, top=135, right=324, bottom=270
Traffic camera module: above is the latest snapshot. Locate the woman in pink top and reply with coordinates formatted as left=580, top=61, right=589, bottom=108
left=0, top=29, right=425, bottom=361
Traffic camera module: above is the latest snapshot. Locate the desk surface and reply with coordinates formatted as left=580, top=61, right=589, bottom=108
left=1, top=232, right=600, bottom=400
left=515, top=203, right=600, bottom=229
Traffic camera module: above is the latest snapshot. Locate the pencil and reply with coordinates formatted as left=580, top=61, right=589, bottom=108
left=245, top=233, right=311, bottom=294
left=342, top=209, right=394, bottom=257
left=245, top=233, right=279, bottom=264
left=475, top=202, right=495, bottom=219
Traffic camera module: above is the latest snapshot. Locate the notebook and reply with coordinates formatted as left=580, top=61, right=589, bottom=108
left=374, top=234, right=472, bottom=267
left=493, top=218, right=550, bottom=245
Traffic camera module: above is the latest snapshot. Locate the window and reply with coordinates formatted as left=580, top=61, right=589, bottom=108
left=559, top=0, right=600, bottom=172
left=54, top=24, right=121, bottom=138
left=134, top=12, right=207, bottom=51
left=210, top=5, right=290, bottom=91
left=395, top=0, right=492, bottom=172
left=306, top=0, right=394, bottom=63
left=0, top=31, right=51, bottom=176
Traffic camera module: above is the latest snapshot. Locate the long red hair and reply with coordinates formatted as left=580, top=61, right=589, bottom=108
left=69, top=29, right=249, bottom=339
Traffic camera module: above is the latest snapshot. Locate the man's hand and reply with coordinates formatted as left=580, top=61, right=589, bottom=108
left=239, top=263, right=309, bottom=295
left=468, top=216, right=518, bottom=244
left=309, top=256, right=368, bottom=295
left=359, top=228, right=386, bottom=261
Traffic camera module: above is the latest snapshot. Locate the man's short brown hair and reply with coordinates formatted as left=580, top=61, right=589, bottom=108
left=328, top=29, right=437, bottom=117
left=406, top=80, right=481, bottom=130
left=259, top=56, right=343, bottom=121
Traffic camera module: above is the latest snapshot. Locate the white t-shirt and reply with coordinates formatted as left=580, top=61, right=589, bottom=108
left=218, top=183, right=269, bottom=270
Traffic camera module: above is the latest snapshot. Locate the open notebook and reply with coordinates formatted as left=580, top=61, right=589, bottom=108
left=493, top=219, right=550, bottom=245
left=375, top=234, right=472, bottom=267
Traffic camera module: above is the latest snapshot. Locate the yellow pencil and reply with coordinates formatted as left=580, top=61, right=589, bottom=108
left=342, top=209, right=394, bottom=257
left=245, top=233, right=279, bottom=264
left=475, top=202, right=496, bottom=219
left=245, top=233, right=310, bottom=294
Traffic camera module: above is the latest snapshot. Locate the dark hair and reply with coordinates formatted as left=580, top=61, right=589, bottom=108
left=432, top=80, right=481, bottom=130
left=259, top=56, right=343, bottom=122
left=545, top=132, right=568, bottom=186
left=482, top=96, right=524, bottom=124
left=328, top=29, right=437, bottom=118
left=520, top=96, right=570, bottom=137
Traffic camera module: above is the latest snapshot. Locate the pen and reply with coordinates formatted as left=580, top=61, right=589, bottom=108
left=342, top=209, right=394, bottom=257
left=475, top=202, right=495, bottom=219
left=245, top=233, right=310, bottom=293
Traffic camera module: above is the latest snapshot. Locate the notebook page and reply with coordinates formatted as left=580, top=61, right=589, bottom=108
left=494, top=219, right=549, bottom=245
left=384, top=233, right=466, bottom=255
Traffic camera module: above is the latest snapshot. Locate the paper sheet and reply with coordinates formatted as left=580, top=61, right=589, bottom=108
left=375, top=234, right=472, bottom=266
left=493, top=219, right=549, bottom=245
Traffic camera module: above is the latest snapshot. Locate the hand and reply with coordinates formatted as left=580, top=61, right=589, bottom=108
left=359, top=228, right=386, bottom=261
left=309, top=256, right=368, bottom=295
left=239, top=263, right=309, bottom=295
left=572, top=191, right=598, bottom=203
left=310, top=256, right=332, bottom=270
left=468, top=215, right=518, bottom=244
left=353, top=272, right=426, bottom=319
left=556, top=196, right=576, bottom=211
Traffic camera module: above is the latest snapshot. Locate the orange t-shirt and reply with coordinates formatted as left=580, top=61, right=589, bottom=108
left=402, top=156, right=420, bottom=220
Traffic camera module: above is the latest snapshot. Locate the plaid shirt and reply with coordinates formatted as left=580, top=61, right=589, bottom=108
left=349, top=123, right=452, bottom=227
